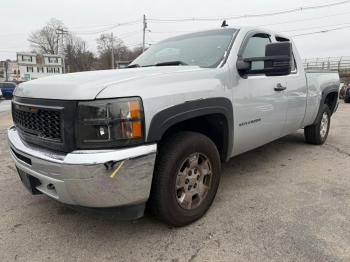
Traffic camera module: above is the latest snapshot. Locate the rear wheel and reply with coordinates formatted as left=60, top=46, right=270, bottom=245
left=149, top=131, right=221, bottom=227
left=345, top=89, right=350, bottom=103
left=304, top=104, right=331, bottom=145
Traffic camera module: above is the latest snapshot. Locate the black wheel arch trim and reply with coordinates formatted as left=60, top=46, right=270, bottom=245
left=313, top=84, right=339, bottom=125
left=147, top=97, right=233, bottom=161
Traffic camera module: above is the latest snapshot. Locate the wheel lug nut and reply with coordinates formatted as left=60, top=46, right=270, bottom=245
left=185, top=179, right=189, bottom=184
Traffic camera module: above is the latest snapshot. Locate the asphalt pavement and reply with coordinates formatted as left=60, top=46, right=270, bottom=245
left=0, top=99, right=11, bottom=113
left=0, top=102, right=350, bottom=262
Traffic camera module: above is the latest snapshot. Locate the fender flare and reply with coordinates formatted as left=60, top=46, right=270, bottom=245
left=313, top=84, right=339, bottom=125
left=147, top=97, right=234, bottom=160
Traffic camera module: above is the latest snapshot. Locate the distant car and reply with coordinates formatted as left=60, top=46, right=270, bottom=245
left=344, top=85, right=350, bottom=103
left=339, top=83, right=346, bottom=99
left=0, top=82, right=16, bottom=99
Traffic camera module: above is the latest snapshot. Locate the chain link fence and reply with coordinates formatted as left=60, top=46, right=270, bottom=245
left=303, top=57, right=350, bottom=74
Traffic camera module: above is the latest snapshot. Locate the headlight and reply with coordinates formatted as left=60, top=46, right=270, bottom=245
left=77, top=97, right=144, bottom=149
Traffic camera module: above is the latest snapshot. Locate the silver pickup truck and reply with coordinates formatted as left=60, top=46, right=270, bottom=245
left=8, top=27, right=339, bottom=226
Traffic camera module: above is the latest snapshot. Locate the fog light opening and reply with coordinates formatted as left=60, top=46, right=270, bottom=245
left=47, top=183, right=55, bottom=191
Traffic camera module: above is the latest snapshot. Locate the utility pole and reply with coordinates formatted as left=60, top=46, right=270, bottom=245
left=111, top=32, right=115, bottom=69
left=56, top=28, right=68, bottom=54
left=4, top=61, right=8, bottom=82
left=56, top=28, right=69, bottom=73
left=142, top=14, right=147, bottom=52
left=56, top=35, right=59, bottom=55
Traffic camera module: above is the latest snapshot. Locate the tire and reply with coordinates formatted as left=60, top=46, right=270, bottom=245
left=149, top=131, right=221, bottom=227
left=4, top=94, right=12, bottom=100
left=304, top=104, right=331, bottom=145
left=345, top=89, right=350, bottom=103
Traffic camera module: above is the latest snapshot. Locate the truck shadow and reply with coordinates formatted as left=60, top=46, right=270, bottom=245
left=43, top=131, right=308, bottom=228
left=10, top=131, right=315, bottom=247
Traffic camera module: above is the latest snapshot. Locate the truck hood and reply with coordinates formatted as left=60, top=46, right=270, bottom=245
left=14, top=66, right=205, bottom=100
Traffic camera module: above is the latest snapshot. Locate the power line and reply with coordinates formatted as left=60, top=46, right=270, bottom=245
left=147, top=11, right=350, bottom=35
left=283, top=22, right=350, bottom=33
left=149, top=0, right=350, bottom=22
left=118, top=30, right=142, bottom=38
left=146, top=20, right=350, bottom=41
left=74, top=21, right=140, bottom=35
left=125, top=43, right=144, bottom=48
left=291, top=24, right=350, bottom=36
left=0, top=33, right=25, bottom=38
left=146, top=22, right=350, bottom=44
left=70, top=19, right=140, bottom=30
left=259, top=10, right=350, bottom=27
left=73, top=8, right=350, bottom=39
left=0, top=50, right=17, bottom=53
left=84, top=30, right=142, bottom=44
left=149, top=30, right=194, bottom=34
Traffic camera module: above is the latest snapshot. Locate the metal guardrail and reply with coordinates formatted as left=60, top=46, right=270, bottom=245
left=303, top=57, right=350, bottom=72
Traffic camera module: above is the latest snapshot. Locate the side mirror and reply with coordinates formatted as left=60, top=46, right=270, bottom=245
left=237, top=42, right=293, bottom=76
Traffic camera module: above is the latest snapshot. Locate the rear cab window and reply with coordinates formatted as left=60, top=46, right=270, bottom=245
left=275, top=35, right=297, bottom=73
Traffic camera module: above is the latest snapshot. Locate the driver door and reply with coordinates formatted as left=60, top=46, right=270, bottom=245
left=231, top=32, right=288, bottom=156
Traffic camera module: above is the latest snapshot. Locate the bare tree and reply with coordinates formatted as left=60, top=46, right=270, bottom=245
left=129, top=47, right=143, bottom=60
left=27, top=19, right=143, bottom=72
left=96, top=34, right=143, bottom=69
left=65, top=35, right=96, bottom=72
left=28, top=18, right=64, bottom=54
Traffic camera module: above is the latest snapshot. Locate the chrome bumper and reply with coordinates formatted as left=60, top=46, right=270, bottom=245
left=7, top=126, right=157, bottom=209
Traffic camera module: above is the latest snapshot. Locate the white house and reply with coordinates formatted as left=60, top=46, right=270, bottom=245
left=17, top=52, right=64, bottom=81
left=0, top=60, right=19, bottom=82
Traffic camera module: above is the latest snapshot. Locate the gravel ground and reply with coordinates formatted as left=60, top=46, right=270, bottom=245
left=0, top=102, right=349, bottom=262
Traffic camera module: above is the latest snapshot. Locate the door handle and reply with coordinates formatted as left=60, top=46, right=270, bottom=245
left=274, top=83, right=287, bottom=91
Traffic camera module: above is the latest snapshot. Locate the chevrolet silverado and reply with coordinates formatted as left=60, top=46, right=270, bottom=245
left=8, top=27, right=339, bottom=226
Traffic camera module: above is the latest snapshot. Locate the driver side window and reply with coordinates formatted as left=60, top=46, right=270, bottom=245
left=242, top=33, right=271, bottom=70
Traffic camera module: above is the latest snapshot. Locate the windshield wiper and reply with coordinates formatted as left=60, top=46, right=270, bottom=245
left=154, top=61, right=188, bottom=66
left=127, top=61, right=188, bottom=68
left=127, top=64, right=141, bottom=68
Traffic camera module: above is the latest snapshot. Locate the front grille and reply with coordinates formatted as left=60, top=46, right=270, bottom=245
left=12, top=97, right=77, bottom=153
left=13, top=104, right=62, bottom=142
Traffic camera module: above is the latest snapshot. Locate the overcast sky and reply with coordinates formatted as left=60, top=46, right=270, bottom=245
left=1, top=0, right=350, bottom=61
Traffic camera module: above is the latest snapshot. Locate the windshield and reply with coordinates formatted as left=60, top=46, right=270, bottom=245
left=130, top=29, right=237, bottom=68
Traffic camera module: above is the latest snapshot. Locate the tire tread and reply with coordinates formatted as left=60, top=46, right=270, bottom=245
left=304, top=104, right=331, bottom=145
left=149, top=131, right=220, bottom=226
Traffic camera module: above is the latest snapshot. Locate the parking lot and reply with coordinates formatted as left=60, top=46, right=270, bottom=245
left=0, top=100, right=349, bottom=262
left=0, top=99, right=11, bottom=113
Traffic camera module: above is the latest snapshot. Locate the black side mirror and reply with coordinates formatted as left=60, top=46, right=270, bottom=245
left=264, top=42, right=292, bottom=76
left=237, top=42, right=293, bottom=76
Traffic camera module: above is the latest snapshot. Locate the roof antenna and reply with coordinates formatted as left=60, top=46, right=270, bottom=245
left=221, top=20, right=228, bottom=28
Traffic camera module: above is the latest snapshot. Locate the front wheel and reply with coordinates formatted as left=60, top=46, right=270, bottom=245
left=304, top=104, right=331, bottom=145
left=149, top=131, right=221, bottom=227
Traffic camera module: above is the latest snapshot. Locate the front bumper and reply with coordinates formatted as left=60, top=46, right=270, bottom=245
left=7, top=126, right=157, bottom=210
